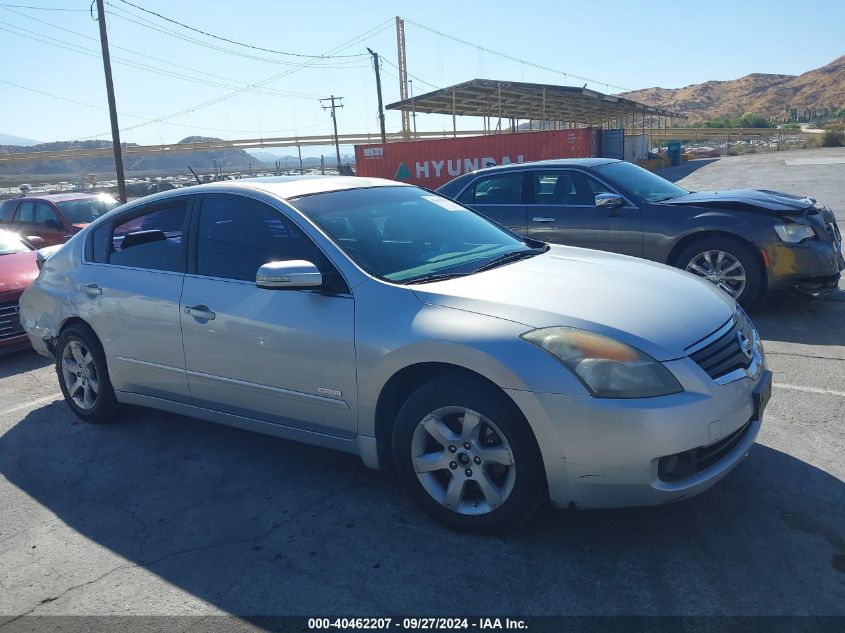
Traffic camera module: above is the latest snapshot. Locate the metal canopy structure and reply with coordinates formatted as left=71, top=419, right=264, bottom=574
left=386, top=78, right=679, bottom=130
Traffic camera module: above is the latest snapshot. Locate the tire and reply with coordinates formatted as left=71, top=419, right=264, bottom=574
left=392, top=376, right=546, bottom=531
left=674, top=236, right=763, bottom=307
left=55, top=323, right=119, bottom=424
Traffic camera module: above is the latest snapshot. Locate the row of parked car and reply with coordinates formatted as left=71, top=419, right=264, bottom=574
left=3, top=159, right=843, bottom=530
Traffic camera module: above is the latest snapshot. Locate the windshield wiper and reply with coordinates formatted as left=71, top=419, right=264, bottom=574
left=404, top=271, right=473, bottom=284
left=474, top=247, right=547, bottom=273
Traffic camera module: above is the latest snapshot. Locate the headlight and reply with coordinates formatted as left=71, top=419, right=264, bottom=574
left=774, top=223, right=815, bottom=243
left=521, top=327, right=683, bottom=399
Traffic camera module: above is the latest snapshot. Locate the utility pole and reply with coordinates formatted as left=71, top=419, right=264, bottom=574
left=320, top=95, right=344, bottom=172
left=297, top=144, right=303, bottom=174
left=367, top=48, right=387, bottom=143
left=95, top=0, right=126, bottom=203
left=395, top=16, right=410, bottom=140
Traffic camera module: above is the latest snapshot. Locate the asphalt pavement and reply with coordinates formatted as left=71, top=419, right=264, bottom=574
left=0, top=149, right=843, bottom=621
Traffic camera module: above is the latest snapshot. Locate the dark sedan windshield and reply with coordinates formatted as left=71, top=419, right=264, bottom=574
left=0, top=230, right=31, bottom=255
left=57, top=196, right=120, bottom=224
left=292, top=186, right=537, bottom=283
left=595, top=161, right=688, bottom=203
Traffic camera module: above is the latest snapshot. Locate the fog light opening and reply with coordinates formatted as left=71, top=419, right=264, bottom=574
left=659, top=454, right=680, bottom=478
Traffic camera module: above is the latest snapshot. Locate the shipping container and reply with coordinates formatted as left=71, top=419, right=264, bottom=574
left=355, top=129, right=598, bottom=188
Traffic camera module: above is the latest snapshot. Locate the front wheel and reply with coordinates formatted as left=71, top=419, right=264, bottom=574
left=55, top=323, right=119, bottom=424
left=392, top=376, right=546, bottom=531
left=675, top=237, right=763, bottom=307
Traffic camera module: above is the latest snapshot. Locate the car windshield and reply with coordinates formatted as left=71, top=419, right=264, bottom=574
left=291, top=186, right=539, bottom=283
left=0, top=231, right=31, bottom=255
left=594, top=161, right=688, bottom=203
left=56, top=196, right=121, bottom=224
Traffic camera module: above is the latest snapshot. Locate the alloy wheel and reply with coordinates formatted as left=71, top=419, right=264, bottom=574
left=685, top=249, right=747, bottom=299
left=61, top=339, right=100, bottom=410
left=410, top=406, right=516, bottom=515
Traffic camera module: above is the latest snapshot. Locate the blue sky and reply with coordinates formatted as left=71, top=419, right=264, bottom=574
left=1, top=0, right=843, bottom=153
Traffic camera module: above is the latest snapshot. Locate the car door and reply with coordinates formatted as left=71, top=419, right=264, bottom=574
left=526, top=169, right=643, bottom=257
left=180, top=194, right=357, bottom=438
left=456, top=171, right=529, bottom=234
left=78, top=198, right=191, bottom=402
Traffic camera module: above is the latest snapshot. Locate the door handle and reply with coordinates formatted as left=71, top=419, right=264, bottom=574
left=79, top=283, right=102, bottom=296
left=184, top=305, right=216, bottom=320
left=531, top=217, right=555, bottom=223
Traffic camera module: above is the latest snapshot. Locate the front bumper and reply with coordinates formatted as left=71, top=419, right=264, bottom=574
left=764, top=238, right=844, bottom=293
left=506, top=352, right=770, bottom=509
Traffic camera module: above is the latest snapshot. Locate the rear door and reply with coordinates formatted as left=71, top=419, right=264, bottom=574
left=456, top=171, right=529, bottom=234
left=526, top=169, right=643, bottom=257
left=180, top=194, right=357, bottom=437
left=78, top=198, right=191, bottom=401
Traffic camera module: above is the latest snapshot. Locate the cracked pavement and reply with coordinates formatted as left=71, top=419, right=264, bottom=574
left=0, top=150, right=843, bottom=618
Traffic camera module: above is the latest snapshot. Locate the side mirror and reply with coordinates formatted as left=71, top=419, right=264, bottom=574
left=25, top=235, right=45, bottom=248
left=256, top=260, right=322, bottom=290
left=595, top=193, right=624, bottom=209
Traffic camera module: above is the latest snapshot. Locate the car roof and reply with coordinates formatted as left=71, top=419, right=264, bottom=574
left=466, top=157, right=620, bottom=177
left=117, top=176, right=410, bottom=209
left=15, top=192, right=117, bottom=203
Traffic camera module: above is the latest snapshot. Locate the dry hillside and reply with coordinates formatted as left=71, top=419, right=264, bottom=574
left=622, top=55, right=845, bottom=122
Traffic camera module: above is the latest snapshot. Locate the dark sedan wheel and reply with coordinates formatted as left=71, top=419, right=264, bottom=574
left=56, top=323, right=119, bottom=423
left=676, top=237, right=763, bottom=306
left=392, top=376, right=546, bottom=531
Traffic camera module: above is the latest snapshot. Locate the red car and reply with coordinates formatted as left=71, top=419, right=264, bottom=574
left=0, top=228, right=41, bottom=355
left=0, top=192, right=121, bottom=247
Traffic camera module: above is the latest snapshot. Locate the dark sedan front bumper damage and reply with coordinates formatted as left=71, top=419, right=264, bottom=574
left=764, top=238, right=844, bottom=295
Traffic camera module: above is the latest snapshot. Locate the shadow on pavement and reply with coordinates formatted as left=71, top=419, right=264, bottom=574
left=0, top=348, right=52, bottom=380
left=655, top=159, right=719, bottom=184
left=1, top=401, right=843, bottom=615
left=748, top=289, right=845, bottom=348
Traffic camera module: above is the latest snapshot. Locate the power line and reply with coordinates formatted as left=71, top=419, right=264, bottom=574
left=380, top=56, right=441, bottom=91
left=404, top=18, right=631, bottom=93
left=0, top=3, right=87, bottom=10
left=76, top=19, right=395, bottom=139
left=102, top=4, right=370, bottom=68
left=0, top=20, right=321, bottom=99
left=109, top=0, right=367, bottom=59
left=0, top=79, right=331, bottom=136
left=0, top=5, right=360, bottom=86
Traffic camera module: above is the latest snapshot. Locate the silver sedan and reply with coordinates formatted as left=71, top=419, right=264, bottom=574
left=20, top=177, right=772, bottom=530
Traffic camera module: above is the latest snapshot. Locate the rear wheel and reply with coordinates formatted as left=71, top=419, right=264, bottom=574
left=392, top=376, right=546, bottom=531
left=55, top=323, right=118, bottom=424
left=675, top=237, right=763, bottom=306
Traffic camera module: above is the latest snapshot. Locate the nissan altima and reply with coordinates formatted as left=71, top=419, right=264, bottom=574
left=20, top=177, right=772, bottom=530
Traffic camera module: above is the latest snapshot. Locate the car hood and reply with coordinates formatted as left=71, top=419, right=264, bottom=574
left=663, top=189, right=815, bottom=214
left=411, top=245, right=735, bottom=361
left=0, top=250, right=38, bottom=299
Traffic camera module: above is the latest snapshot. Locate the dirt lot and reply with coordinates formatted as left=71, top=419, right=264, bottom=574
left=0, top=149, right=843, bottom=621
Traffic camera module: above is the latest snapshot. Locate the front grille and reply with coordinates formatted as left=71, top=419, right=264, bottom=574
left=0, top=300, right=25, bottom=341
left=689, top=311, right=755, bottom=380
left=658, top=419, right=754, bottom=482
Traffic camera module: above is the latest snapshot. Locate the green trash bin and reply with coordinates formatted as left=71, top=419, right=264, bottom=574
left=667, top=141, right=682, bottom=166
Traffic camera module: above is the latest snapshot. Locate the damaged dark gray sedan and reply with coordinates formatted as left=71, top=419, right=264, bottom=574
left=437, top=159, right=844, bottom=306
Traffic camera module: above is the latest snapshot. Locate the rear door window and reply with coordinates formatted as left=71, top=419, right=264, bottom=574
left=34, top=202, right=61, bottom=229
left=458, top=173, right=525, bottom=205
left=0, top=200, right=16, bottom=222
left=109, top=202, right=189, bottom=272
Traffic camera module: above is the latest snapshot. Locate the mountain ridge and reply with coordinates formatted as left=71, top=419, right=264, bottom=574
left=621, top=55, right=845, bottom=122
